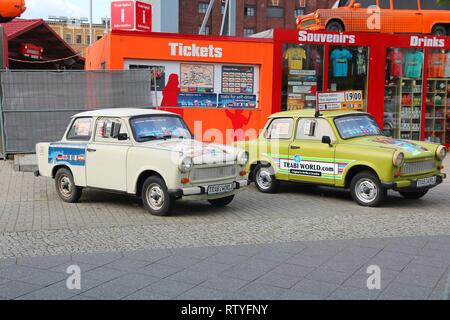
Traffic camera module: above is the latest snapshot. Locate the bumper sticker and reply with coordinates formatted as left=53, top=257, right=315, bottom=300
left=48, top=143, right=87, bottom=167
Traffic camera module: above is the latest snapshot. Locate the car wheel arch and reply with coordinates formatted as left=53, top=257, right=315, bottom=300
left=52, top=165, right=72, bottom=179
left=135, top=170, right=166, bottom=196
left=344, top=164, right=380, bottom=188
left=431, top=23, right=449, bottom=36
left=326, top=19, right=345, bottom=31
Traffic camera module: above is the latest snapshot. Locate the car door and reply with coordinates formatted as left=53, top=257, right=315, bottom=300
left=349, top=0, right=380, bottom=32
left=260, top=117, right=295, bottom=181
left=85, top=117, right=131, bottom=191
left=392, top=0, right=422, bottom=34
left=288, top=118, right=337, bottom=186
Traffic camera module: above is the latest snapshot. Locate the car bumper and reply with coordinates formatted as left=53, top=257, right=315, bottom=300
left=168, top=179, right=249, bottom=201
left=382, top=173, right=446, bottom=191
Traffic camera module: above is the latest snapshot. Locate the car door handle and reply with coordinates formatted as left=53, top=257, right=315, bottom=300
left=290, top=145, right=301, bottom=150
left=415, top=12, right=422, bottom=15
left=86, top=148, right=96, bottom=152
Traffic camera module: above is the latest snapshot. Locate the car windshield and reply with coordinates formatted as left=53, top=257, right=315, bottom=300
left=334, top=115, right=383, bottom=139
left=130, top=116, right=192, bottom=142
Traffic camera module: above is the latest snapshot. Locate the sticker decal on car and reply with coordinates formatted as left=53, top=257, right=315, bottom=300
left=267, top=153, right=354, bottom=180
left=48, top=143, right=87, bottom=167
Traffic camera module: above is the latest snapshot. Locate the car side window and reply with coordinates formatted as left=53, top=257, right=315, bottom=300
left=393, top=0, right=418, bottom=10
left=378, top=0, right=390, bottom=9
left=355, top=0, right=377, bottom=8
left=296, top=118, right=336, bottom=141
left=264, top=118, right=294, bottom=140
left=95, top=118, right=129, bottom=143
left=66, top=118, right=93, bottom=141
left=420, top=1, right=450, bottom=10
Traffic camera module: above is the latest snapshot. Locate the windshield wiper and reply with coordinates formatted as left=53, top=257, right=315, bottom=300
left=139, top=135, right=164, bottom=141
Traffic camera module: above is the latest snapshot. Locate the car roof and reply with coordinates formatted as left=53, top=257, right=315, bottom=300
left=269, top=109, right=369, bottom=119
left=72, top=108, right=176, bottom=118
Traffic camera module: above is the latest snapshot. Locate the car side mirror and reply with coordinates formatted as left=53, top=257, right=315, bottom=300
left=353, top=2, right=361, bottom=8
left=117, top=133, right=128, bottom=141
left=322, top=136, right=332, bottom=146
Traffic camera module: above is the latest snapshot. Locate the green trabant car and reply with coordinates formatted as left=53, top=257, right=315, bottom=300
left=236, top=110, right=447, bottom=207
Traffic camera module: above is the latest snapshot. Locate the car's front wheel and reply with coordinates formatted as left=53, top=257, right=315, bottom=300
left=350, top=171, right=386, bottom=207
left=208, top=195, right=235, bottom=207
left=142, top=176, right=172, bottom=216
left=399, top=190, right=428, bottom=199
left=55, top=168, right=82, bottom=203
left=326, top=21, right=344, bottom=32
left=254, top=164, right=279, bottom=193
left=432, top=24, right=447, bottom=36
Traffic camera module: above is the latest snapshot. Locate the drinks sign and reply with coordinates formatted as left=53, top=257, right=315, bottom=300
left=317, top=90, right=364, bottom=111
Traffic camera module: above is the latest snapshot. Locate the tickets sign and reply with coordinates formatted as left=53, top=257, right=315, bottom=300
left=317, top=90, right=363, bottom=111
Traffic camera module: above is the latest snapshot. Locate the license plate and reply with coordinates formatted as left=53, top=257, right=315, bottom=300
left=416, top=176, right=437, bottom=188
left=207, top=183, right=235, bottom=195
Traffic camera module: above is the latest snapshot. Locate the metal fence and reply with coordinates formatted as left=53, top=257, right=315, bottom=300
left=0, top=70, right=153, bottom=155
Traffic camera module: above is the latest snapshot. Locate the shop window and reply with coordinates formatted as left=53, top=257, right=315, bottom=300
left=243, top=28, right=254, bottom=37
left=420, top=1, right=450, bottom=10
left=294, top=8, right=304, bottom=17
left=244, top=6, right=256, bottom=17
left=425, top=49, right=450, bottom=145
left=282, top=44, right=324, bottom=111
left=384, top=48, right=425, bottom=140
left=393, top=0, right=418, bottom=10
left=328, top=46, right=369, bottom=111
left=267, top=7, right=284, bottom=18
left=198, top=2, right=209, bottom=13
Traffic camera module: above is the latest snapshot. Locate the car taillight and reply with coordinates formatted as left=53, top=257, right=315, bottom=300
left=239, top=170, right=247, bottom=177
left=181, top=178, right=190, bottom=184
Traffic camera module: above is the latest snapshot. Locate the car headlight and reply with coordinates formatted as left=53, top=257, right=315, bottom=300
left=179, top=156, right=193, bottom=173
left=436, top=145, right=447, bottom=161
left=237, top=151, right=249, bottom=165
left=393, top=151, right=405, bottom=167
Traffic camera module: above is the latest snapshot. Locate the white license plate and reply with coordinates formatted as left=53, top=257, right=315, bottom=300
left=416, top=176, right=437, bottom=188
left=207, top=183, right=235, bottom=195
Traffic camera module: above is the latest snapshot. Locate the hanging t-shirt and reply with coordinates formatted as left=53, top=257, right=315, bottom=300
left=353, top=50, right=367, bottom=76
left=284, top=47, right=307, bottom=70
left=404, top=51, right=424, bottom=79
left=444, top=52, right=450, bottom=78
left=330, top=48, right=353, bottom=78
left=387, top=50, right=404, bottom=78
left=428, top=52, right=447, bottom=78
left=310, top=48, right=322, bottom=75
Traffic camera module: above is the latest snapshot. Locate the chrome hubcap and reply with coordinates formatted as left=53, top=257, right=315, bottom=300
left=355, top=178, right=378, bottom=204
left=256, top=168, right=272, bottom=190
left=59, top=176, right=72, bottom=197
left=146, top=185, right=165, bottom=211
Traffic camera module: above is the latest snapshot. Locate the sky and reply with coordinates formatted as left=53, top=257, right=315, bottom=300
left=21, top=0, right=111, bottom=23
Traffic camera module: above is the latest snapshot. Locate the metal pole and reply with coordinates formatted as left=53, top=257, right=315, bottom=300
left=199, top=0, right=216, bottom=35
left=0, top=71, right=7, bottom=160
left=220, top=0, right=229, bottom=36
left=89, top=0, right=93, bottom=45
left=228, top=0, right=236, bottom=36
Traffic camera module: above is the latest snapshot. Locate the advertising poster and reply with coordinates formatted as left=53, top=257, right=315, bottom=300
left=178, top=93, right=218, bottom=108
left=222, top=66, right=254, bottom=94
left=317, top=90, right=363, bottom=111
left=180, top=64, right=214, bottom=93
left=218, top=94, right=257, bottom=109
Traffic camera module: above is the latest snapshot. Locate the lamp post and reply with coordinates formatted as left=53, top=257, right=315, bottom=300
left=89, top=0, right=93, bottom=45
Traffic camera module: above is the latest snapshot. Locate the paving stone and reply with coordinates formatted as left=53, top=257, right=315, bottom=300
left=305, top=267, right=352, bottom=285
left=19, top=269, right=67, bottom=286
left=17, top=255, right=71, bottom=270
left=0, top=281, right=41, bottom=299
left=167, top=270, right=209, bottom=285
left=137, top=263, right=182, bottom=278
left=122, top=290, right=171, bottom=300
left=270, top=263, right=314, bottom=278
left=239, top=283, right=290, bottom=300
left=106, top=273, right=160, bottom=290
left=122, top=249, right=172, bottom=263
left=255, top=272, right=303, bottom=289
left=104, top=258, right=151, bottom=272
left=49, top=261, right=99, bottom=274
left=157, top=255, right=202, bottom=269
left=83, top=267, right=126, bottom=282
left=177, top=286, right=234, bottom=300
left=280, top=290, right=323, bottom=300
left=344, top=269, right=399, bottom=290
left=187, top=260, right=233, bottom=275
left=17, top=281, right=78, bottom=300
left=292, top=279, right=339, bottom=298
left=328, top=286, right=381, bottom=300
left=286, top=254, right=331, bottom=268
left=82, top=282, right=138, bottom=300
left=365, top=251, right=413, bottom=271
left=201, top=276, right=248, bottom=292
left=71, top=252, right=123, bottom=266
left=141, top=279, right=196, bottom=298
left=169, top=246, right=219, bottom=260
left=0, top=258, right=16, bottom=269
left=379, top=281, right=433, bottom=300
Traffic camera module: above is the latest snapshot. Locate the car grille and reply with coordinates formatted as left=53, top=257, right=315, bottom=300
left=190, top=165, right=237, bottom=182
left=402, top=160, right=435, bottom=175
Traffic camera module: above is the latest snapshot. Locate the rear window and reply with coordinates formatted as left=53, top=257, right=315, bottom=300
left=67, top=118, right=92, bottom=141
left=420, top=1, right=450, bottom=10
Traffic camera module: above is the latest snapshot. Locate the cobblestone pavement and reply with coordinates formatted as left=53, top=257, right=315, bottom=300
left=0, top=159, right=449, bottom=257
left=0, top=235, right=449, bottom=300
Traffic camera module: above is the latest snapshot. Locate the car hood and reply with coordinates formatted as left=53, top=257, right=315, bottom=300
left=348, top=136, right=435, bottom=159
left=140, top=139, right=240, bottom=164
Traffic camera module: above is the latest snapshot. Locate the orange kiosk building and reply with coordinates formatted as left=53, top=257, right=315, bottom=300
left=86, top=29, right=450, bottom=147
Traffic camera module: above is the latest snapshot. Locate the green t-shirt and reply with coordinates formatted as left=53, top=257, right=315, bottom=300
left=404, top=51, right=424, bottom=78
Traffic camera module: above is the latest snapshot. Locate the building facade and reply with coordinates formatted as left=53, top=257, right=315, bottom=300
left=46, top=18, right=109, bottom=56
left=179, top=0, right=336, bottom=36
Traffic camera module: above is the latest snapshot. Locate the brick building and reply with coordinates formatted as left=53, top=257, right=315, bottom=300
left=179, top=0, right=336, bottom=36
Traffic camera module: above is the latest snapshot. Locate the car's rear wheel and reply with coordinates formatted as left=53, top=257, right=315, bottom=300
left=55, top=168, right=82, bottom=203
left=432, top=24, right=447, bottom=36
left=254, top=164, right=279, bottom=193
left=142, top=176, right=172, bottom=216
left=208, top=195, right=235, bottom=207
left=399, top=190, right=428, bottom=199
left=326, top=21, right=344, bottom=32
left=350, top=171, right=386, bottom=207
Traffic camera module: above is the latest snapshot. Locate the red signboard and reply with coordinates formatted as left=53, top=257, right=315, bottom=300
left=111, top=0, right=135, bottom=30
left=136, top=1, right=152, bottom=32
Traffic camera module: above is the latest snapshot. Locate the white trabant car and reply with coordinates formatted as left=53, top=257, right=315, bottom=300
left=35, top=108, right=249, bottom=216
